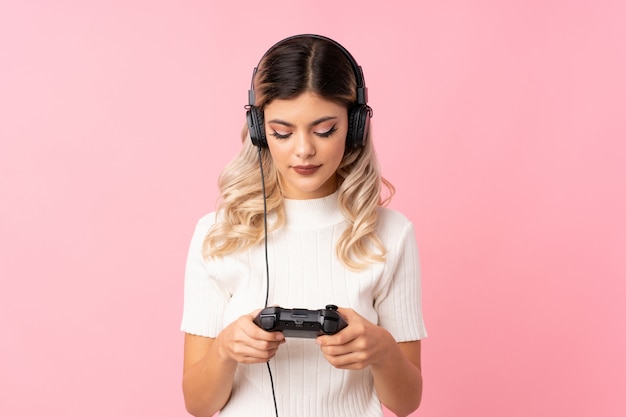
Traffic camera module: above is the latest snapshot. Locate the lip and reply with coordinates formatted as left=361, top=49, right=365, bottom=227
left=292, top=165, right=321, bottom=175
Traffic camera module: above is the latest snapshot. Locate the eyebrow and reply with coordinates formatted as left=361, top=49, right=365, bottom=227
left=266, top=116, right=338, bottom=128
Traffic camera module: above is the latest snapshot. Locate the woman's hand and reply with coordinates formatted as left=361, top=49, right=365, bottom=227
left=316, top=308, right=423, bottom=415
left=316, top=307, right=396, bottom=370
left=215, top=310, right=286, bottom=365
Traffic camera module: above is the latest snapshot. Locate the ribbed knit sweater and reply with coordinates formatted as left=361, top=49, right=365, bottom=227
left=181, top=191, right=427, bottom=417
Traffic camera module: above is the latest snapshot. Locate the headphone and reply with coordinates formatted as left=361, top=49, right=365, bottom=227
left=246, top=34, right=372, bottom=149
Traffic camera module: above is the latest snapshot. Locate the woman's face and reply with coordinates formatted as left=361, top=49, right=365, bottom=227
left=264, top=91, right=347, bottom=200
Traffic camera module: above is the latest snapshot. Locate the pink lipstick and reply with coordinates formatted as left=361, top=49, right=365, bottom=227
left=292, top=165, right=321, bottom=175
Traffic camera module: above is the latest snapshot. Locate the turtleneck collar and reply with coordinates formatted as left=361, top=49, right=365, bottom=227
left=282, top=191, right=346, bottom=229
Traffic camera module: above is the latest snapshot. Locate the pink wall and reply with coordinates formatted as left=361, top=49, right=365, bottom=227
left=1, top=1, right=625, bottom=416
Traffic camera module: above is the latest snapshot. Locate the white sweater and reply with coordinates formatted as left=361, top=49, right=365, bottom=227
left=181, top=192, right=427, bottom=417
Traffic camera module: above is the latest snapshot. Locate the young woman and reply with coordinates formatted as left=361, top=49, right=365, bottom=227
left=181, top=34, right=427, bottom=417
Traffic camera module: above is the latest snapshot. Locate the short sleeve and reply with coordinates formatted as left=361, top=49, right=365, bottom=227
left=375, top=220, right=427, bottom=342
left=180, top=214, right=230, bottom=337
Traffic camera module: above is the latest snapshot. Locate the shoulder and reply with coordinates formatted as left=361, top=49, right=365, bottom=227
left=191, top=211, right=219, bottom=237
left=376, top=206, right=417, bottom=251
left=196, top=211, right=217, bottom=228
left=376, top=206, right=413, bottom=233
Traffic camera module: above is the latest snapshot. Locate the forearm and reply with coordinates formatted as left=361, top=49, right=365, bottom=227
left=371, top=337, right=423, bottom=417
left=182, top=336, right=238, bottom=417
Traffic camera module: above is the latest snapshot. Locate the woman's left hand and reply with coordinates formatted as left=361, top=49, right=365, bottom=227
left=316, top=307, right=396, bottom=370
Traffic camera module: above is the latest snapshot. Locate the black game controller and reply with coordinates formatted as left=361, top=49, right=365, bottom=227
left=254, top=305, right=348, bottom=338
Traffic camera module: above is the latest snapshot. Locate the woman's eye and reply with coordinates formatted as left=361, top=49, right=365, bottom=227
left=270, top=130, right=291, bottom=140
left=316, top=125, right=338, bottom=138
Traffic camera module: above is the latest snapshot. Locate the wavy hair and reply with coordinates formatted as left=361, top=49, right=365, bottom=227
left=203, top=36, right=395, bottom=270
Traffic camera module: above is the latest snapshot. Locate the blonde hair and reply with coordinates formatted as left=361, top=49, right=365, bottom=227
left=203, top=35, right=395, bottom=270
left=203, top=124, right=395, bottom=271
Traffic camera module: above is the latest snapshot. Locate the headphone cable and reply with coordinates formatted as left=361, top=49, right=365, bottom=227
left=257, top=145, right=279, bottom=417
left=259, top=145, right=270, bottom=309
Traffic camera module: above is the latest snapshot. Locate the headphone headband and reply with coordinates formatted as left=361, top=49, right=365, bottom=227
left=248, top=34, right=368, bottom=107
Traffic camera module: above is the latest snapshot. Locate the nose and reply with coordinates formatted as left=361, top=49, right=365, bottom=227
left=294, top=132, right=316, bottom=159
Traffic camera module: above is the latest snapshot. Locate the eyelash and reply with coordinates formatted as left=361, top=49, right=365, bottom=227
left=318, top=125, right=338, bottom=138
left=270, top=125, right=338, bottom=140
left=270, top=131, right=291, bottom=140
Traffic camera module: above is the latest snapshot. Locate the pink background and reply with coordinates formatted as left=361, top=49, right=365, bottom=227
left=1, top=1, right=625, bottom=416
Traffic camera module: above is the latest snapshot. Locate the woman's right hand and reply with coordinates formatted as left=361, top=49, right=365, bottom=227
left=183, top=311, right=284, bottom=416
left=215, top=310, right=286, bottom=364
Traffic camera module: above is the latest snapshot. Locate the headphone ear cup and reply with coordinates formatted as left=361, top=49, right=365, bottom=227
left=346, top=104, right=372, bottom=148
left=246, top=106, right=267, bottom=148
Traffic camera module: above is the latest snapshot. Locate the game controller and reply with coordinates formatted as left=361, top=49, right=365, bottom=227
left=254, top=305, right=348, bottom=338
